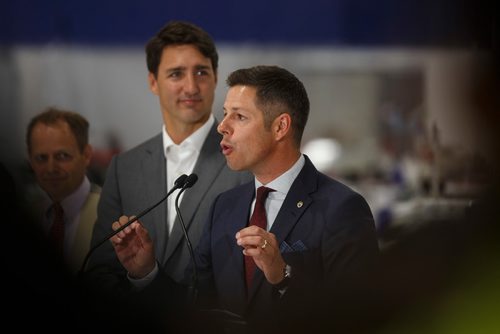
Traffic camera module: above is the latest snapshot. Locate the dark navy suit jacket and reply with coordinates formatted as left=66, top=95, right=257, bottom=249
left=194, top=155, right=379, bottom=327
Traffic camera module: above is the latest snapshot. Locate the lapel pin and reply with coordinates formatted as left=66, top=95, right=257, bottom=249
left=297, top=201, right=303, bottom=208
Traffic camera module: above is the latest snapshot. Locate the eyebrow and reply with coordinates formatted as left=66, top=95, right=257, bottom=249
left=194, top=64, right=211, bottom=70
left=165, top=64, right=211, bottom=72
left=164, top=66, right=186, bottom=73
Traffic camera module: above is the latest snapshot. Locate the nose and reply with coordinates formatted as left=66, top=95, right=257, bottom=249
left=217, top=118, right=229, bottom=135
left=184, top=73, right=199, bottom=95
left=46, top=157, right=60, bottom=174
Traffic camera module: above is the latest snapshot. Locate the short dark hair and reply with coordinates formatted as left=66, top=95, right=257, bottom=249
left=145, top=20, right=219, bottom=77
left=226, top=65, right=310, bottom=146
left=26, top=107, right=89, bottom=154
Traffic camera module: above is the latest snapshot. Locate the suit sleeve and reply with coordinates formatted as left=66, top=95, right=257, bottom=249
left=278, top=191, right=380, bottom=330
left=85, top=155, right=129, bottom=291
left=321, top=191, right=379, bottom=287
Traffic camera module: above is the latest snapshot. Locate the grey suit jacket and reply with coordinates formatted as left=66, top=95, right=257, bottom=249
left=88, top=122, right=252, bottom=286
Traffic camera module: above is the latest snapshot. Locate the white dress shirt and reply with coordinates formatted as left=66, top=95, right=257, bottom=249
left=130, top=116, right=214, bottom=288
left=42, top=176, right=91, bottom=258
left=162, top=115, right=214, bottom=235
left=252, top=154, right=305, bottom=230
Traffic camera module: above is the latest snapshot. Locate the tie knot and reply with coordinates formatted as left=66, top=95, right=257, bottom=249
left=256, top=186, right=274, bottom=204
left=53, top=202, right=64, bottom=216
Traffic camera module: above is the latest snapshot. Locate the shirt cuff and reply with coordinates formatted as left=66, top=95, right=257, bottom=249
left=127, top=262, right=159, bottom=290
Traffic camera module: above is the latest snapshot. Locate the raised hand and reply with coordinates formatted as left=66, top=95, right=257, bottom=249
left=236, top=225, right=286, bottom=284
left=110, top=215, right=156, bottom=279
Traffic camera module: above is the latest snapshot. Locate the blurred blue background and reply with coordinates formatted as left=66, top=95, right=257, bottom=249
left=0, top=0, right=487, bottom=46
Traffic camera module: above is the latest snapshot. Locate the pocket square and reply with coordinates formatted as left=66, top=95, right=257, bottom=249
left=280, top=241, right=294, bottom=253
left=291, top=240, right=307, bottom=251
left=280, top=240, right=307, bottom=253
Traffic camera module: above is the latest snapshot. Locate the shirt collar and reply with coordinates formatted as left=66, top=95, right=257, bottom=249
left=255, top=154, right=305, bottom=196
left=62, top=176, right=90, bottom=217
left=43, top=176, right=91, bottom=219
left=162, top=114, right=214, bottom=158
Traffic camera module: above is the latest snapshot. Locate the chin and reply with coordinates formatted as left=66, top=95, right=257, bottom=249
left=226, top=160, right=243, bottom=172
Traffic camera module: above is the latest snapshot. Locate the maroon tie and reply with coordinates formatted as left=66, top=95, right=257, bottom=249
left=49, top=202, right=65, bottom=254
left=245, top=186, right=274, bottom=293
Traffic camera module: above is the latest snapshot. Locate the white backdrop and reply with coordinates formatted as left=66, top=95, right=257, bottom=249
left=1, top=45, right=483, bottom=176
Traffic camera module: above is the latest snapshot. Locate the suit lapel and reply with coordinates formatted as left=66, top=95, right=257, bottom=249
left=248, top=156, right=318, bottom=300
left=224, top=183, right=254, bottom=309
left=227, top=183, right=255, bottom=279
left=164, top=123, right=228, bottom=260
left=271, top=156, right=318, bottom=241
left=140, top=135, right=169, bottom=260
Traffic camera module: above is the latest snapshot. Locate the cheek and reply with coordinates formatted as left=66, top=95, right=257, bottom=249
left=244, top=134, right=268, bottom=159
left=164, top=91, right=179, bottom=108
left=68, top=160, right=87, bottom=175
left=31, top=165, right=45, bottom=177
left=30, top=160, right=46, bottom=172
left=236, top=129, right=255, bottom=150
left=156, top=83, right=173, bottom=98
left=201, top=82, right=216, bottom=96
left=49, top=160, right=76, bottom=177
left=159, top=89, right=170, bottom=101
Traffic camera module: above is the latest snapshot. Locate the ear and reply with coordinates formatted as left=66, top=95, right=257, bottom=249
left=28, top=156, right=34, bottom=170
left=273, top=113, right=291, bottom=141
left=148, top=72, right=159, bottom=95
left=83, top=144, right=93, bottom=166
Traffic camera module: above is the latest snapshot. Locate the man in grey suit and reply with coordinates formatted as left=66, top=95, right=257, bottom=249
left=85, top=21, right=251, bottom=324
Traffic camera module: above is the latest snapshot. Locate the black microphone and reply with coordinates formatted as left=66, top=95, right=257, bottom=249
left=78, top=174, right=189, bottom=275
left=174, top=173, right=199, bottom=304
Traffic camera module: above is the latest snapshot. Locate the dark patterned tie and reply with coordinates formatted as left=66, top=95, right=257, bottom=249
left=49, top=202, right=65, bottom=254
left=245, top=186, right=274, bottom=293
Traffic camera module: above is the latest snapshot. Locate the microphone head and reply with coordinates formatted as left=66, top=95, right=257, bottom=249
left=174, top=174, right=188, bottom=188
left=183, top=173, right=198, bottom=189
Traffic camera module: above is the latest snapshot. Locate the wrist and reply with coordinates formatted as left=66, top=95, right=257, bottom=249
left=127, top=262, right=159, bottom=290
left=129, top=260, right=157, bottom=279
left=272, top=264, right=292, bottom=290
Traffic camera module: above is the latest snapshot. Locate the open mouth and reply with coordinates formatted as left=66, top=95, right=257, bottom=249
left=220, top=143, right=233, bottom=155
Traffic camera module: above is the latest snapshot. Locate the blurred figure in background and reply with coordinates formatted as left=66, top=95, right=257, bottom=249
left=88, top=130, right=122, bottom=186
left=26, top=107, right=100, bottom=273
left=361, top=7, right=500, bottom=334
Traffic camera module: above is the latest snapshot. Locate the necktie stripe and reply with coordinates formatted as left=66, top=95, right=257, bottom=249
left=245, top=186, right=274, bottom=293
left=49, top=202, right=65, bottom=254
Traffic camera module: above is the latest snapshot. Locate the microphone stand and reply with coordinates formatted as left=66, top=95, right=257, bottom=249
left=174, top=174, right=199, bottom=305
